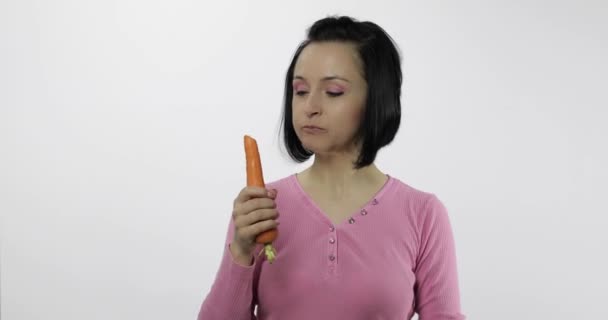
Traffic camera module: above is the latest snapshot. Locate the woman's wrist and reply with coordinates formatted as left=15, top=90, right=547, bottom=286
left=229, top=242, right=254, bottom=266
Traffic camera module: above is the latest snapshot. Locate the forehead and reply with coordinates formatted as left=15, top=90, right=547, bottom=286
left=294, top=41, right=364, bottom=79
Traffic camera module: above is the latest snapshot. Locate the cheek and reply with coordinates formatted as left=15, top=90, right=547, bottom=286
left=350, top=106, right=363, bottom=121
left=291, top=103, right=302, bottom=122
left=343, top=102, right=364, bottom=126
left=341, top=104, right=365, bottom=139
left=350, top=96, right=366, bottom=122
left=291, top=98, right=305, bottom=114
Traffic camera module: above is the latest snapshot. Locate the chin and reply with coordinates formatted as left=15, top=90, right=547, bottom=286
left=299, top=133, right=333, bottom=151
left=300, top=141, right=321, bottom=153
left=303, top=143, right=333, bottom=155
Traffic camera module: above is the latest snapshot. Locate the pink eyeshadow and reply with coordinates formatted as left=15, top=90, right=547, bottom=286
left=293, top=82, right=307, bottom=91
left=328, top=85, right=346, bottom=92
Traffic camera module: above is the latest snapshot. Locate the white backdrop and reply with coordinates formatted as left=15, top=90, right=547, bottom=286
left=2, top=1, right=607, bottom=319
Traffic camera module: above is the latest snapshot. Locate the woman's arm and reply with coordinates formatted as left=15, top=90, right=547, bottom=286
left=197, top=217, right=260, bottom=320
left=414, top=194, right=466, bottom=320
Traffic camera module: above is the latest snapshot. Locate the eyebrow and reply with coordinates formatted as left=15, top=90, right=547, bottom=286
left=293, top=75, right=351, bottom=83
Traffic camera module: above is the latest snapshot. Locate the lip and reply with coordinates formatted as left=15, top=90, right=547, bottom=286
left=302, top=125, right=326, bottom=133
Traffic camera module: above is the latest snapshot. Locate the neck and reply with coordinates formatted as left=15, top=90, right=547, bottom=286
left=301, top=151, right=385, bottom=199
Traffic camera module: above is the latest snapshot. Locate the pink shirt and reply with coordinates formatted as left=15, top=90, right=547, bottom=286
left=197, top=173, right=465, bottom=320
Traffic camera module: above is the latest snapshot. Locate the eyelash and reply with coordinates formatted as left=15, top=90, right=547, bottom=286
left=295, top=91, right=344, bottom=97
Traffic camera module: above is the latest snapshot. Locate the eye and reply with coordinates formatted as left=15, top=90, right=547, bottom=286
left=327, top=91, right=344, bottom=97
left=295, top=91, right=308, bottom=96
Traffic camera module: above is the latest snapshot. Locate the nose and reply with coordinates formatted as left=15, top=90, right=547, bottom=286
left=303, top=91, right=322, bottom=118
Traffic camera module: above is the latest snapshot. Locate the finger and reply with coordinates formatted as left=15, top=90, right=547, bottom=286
left=241, top=219, right=279, bottom=239
left=238, top=208, right=278, bottom=227
left=233, top=186, right=271, bottom=206
left=233, top=199, right=276, bottom=222
left=237, top=197, right=275, bottom=216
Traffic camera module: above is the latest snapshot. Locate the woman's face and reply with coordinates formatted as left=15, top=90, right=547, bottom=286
left=291, top=41, right=368, bottom=156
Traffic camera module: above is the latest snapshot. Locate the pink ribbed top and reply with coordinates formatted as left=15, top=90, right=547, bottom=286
left=197, top=173, right=465, bottom=320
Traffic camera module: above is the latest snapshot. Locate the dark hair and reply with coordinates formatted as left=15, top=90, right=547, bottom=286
left=279, top=15, right=402, bottom=169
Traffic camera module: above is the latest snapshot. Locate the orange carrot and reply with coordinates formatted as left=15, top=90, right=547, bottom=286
left=244, top=135, right=278, bottom=264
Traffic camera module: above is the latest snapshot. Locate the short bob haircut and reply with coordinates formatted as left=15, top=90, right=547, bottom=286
left=280, top=15, right=402, bottom=169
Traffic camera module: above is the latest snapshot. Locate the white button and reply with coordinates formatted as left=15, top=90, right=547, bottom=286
left=360, top=209, right=368, bottom=215
left=348, top=217, right=355, bottom=224
left=329, top=225, right=335, bottom=232
left=329, top=255, right=336, bottom=261
left=329, top=237, right=335, bottom=244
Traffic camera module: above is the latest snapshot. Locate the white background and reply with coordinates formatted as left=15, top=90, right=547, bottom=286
left=2, top=0, right=607, bottom=319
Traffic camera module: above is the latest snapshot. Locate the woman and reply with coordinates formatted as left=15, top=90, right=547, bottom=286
left=198, top=15, right=465, bottom=320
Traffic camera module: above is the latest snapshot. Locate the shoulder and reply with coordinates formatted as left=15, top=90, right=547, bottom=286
left=385, top=175, right=451, bottom=227
left=386, top=175, right=442, bottom=209
left=264, top=173, right=296, bottom=190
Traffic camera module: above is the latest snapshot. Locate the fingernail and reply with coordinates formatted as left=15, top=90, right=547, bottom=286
left=268, top=189, right=278, bottom=197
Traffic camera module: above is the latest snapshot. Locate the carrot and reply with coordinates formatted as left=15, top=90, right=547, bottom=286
left=244, top=135, right=278, bottom=264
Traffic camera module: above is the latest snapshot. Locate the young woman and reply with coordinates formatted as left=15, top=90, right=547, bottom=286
left=198, top=15, right=465, bottom=320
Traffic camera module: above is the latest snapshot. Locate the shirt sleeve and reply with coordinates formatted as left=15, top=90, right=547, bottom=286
left=414, top=194, right=466, bottom=320
left=196, top=215, right=260, bottom=320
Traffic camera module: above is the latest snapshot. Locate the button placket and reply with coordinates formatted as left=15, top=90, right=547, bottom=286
left=327, top=224, right=337, bottom=271
left=323, top=197, right=381, bottom=276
